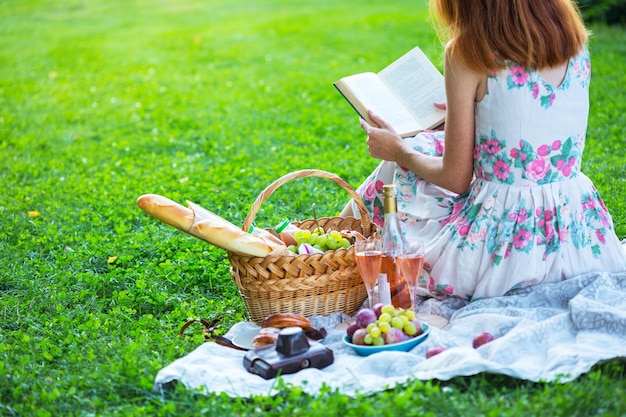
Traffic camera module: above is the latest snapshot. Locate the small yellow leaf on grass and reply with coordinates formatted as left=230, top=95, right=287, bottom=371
left=28, top=211, right=40, bottom=218
left=108, top=256, right=118, bottom=264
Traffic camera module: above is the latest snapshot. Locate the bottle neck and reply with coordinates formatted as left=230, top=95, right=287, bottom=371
left=383, top=195, right=397, bottom=216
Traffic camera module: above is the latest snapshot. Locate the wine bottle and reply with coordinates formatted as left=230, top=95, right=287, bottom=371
left=379, top=184, right=412, bottom=309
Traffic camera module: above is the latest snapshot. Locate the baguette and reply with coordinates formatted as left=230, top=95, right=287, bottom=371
left=136, top=194, right=194, bottom=232
left=187, top=201, right=287, bottom=257
left=136, top=193, right=288, bottom=257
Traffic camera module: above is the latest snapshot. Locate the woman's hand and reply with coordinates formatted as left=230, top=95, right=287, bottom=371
left=359, top=111, right=406, bottom=162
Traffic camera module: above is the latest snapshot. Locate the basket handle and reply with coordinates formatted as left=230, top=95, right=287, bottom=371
left=241, top=169, right=374, bottom=237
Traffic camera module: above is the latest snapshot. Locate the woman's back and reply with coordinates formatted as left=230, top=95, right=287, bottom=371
left=473, top=47, right=591, bottom=187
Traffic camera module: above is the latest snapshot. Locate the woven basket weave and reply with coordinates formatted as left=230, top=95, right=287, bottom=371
left=227, top=169, right=376, bottom=325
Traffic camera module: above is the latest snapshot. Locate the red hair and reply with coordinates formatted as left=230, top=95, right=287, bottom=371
left=429, top=0, right=588, bottom=72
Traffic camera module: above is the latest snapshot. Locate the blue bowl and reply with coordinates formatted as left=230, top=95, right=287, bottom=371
left=342, top=323, right=430, bottom=356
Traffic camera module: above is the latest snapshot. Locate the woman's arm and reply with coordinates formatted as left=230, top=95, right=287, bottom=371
left=361, top=47, right=483, bottom=194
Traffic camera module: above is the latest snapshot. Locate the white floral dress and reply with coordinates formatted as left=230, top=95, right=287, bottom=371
left=352, top=46, right=626, bottom=301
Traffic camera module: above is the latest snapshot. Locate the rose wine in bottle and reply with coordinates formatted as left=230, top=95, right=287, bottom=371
left=379, top=184, right=412, bottom=309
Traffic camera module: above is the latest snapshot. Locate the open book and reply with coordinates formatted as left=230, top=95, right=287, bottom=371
left=334, top=46, right=446, bottom=138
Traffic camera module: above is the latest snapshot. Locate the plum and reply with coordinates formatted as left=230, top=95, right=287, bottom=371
left=472, top=331, right=495, bottom=348
left=425, top=346, right=446, bottom=359
left=351, top=328, right=367, bottom=345
left=383, top=327, right=408, bottom=345
left=372, top=303, right=384, bottom=317
left=346, top=322, right=360, bottom=339
left=355, top=308, right=377, bottom=328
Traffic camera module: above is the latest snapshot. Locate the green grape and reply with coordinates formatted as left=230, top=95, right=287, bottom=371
left=378, top=321, right=391, bottom=333
left=339, top=238, right=351, bottom=248
left=364, top=334, right=374, bottom=345
left=381, top=305, right=395, bottom=315
left=366, top=323, right=377, bottom=333
left=404, top=321, right=418, bottom=336
left=378, top=312, right=392, bottom=323
left=313, top=244, right=323, bottom=251
left=329, top=230, right=343, bottom=242
left=372, top=336, right=385, bottom=346
left=294, top=230, right=312, bottom=245
left=317, top=235, right=329, bottom=250
left=404, top=310, right=417, bottom=320
left=391, top=316, right=404, bottom=329
left=326, top=238, right=339, bottom=250
left=287, top=245, right=298, bottom=253
left=369, top=326, right=381, bottom=338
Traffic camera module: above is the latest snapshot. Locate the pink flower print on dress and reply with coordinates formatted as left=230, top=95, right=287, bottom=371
left=435, top=137, right=445, bottom=156
left=556, top=157, right=576, bottom=178
left=473, top=145, right=482, bottom=159
left=513, top=229, right=532, bottom=249
left=372, top=205, right=384, bottom=228
left=510, top=65, right=528, bottom=86
left=363, top=180, right=383, bottom=202
left=493, top=159, right=511, bottom=181
left=482, top=138, right=502, bottom=155
left=525, top=157, right=550, bottom=181
left=508, top=207, right=529, bottom=224
left=538, top=209, right=556, bottom=244
left=537, top=144, right=550, bottom=156
left=532, top=83, right=540, bottom=99
left=475, top=165, right=487, bottom=180
left=457, top=219, right=470, bottom=237
left=559, top=226, right=569, bottom=244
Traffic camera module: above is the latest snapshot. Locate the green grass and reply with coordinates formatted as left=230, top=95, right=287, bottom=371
left=1, top=0, right=624, bottom=415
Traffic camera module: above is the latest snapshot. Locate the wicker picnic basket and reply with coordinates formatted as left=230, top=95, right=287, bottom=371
left=227, top=169, right=377, bottom=325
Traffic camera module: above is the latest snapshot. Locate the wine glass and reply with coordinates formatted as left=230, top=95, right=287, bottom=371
left=396, top=240, right=425, bottom=313
left=354, top=239, right=382, bottom=309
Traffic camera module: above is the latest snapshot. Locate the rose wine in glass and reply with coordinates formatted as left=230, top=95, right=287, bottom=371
left=354, top=239, right=382, bottom=309
left=396, top=241, right=425, bottom=313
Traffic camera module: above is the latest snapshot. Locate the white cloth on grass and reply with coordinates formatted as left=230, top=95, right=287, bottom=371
left=154, top=271, right=626, bottom=398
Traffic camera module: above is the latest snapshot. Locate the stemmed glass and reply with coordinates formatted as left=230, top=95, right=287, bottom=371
left=354, top=239, right=383, bottom=309
left=396, top=240, right=425, bottom=313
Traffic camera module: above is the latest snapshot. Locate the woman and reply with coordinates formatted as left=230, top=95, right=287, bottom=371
left=343, top=0, right=626, bottom=300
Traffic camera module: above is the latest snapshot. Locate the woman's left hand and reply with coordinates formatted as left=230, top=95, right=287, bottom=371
left=360, top=111, right=406, bottom=162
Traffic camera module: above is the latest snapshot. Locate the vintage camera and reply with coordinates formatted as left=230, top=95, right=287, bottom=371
left=243, top=326, right=334, bottom=379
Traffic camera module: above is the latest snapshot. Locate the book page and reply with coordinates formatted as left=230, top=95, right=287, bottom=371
left=378, top=47, right=446, bottom=130
left=334, top=73, right=422, bottom=137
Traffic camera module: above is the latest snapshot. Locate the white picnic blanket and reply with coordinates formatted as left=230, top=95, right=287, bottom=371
left=153, top=270, right=626, bottom=397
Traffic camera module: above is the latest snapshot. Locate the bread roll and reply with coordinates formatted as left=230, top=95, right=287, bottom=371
left=261, top=312, right=315, bottom=332
left=251, top=327, right=280, bottom=348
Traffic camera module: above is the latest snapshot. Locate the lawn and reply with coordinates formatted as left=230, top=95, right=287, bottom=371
left=1, top=0, right=625, bottom=415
